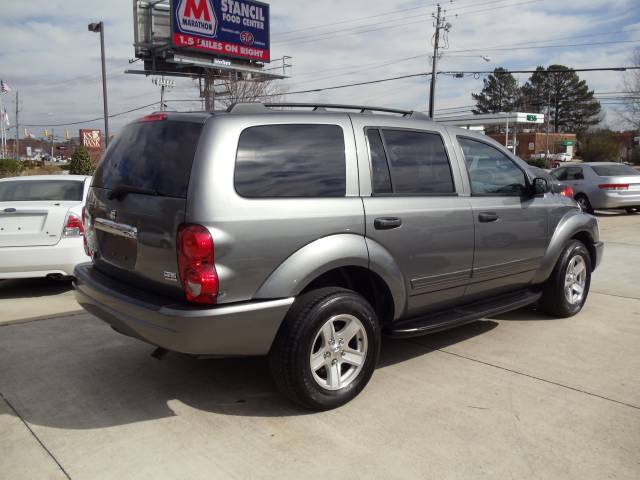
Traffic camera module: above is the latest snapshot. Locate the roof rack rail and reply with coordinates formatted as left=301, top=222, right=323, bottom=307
left=226, top=102, right=429, bottom=119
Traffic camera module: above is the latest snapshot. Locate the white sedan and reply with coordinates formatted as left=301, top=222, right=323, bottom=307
left=0, top=175, right=92, bottom=279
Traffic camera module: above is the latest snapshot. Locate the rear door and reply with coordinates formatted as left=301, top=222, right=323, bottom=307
left=454, top=136, right=550, bottom=299
left=0, top=179, right=85, bottom=247
left=86, top=114, right=207, bottom=298
left=352, top=116, right=474, bottom=317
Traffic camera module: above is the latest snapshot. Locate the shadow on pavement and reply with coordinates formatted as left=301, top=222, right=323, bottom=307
left=0, top=314, right=499, bottom=428
left=0, top=277, right=73, bottom=300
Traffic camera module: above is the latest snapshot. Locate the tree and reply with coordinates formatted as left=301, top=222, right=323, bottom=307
left=69, top=145, right=94, bottom=175
left=199, top=71, right=285, bottom=110
left=578, top=130, right=621, bottom=162
left=472, top=68, right=521, bottom=113
left=619, top=47, right=640, bottom=130
left=521, top=65, right=601, bottom=133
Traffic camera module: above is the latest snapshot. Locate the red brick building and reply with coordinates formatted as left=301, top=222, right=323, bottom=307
left=488, top=132, right=577, bottom=159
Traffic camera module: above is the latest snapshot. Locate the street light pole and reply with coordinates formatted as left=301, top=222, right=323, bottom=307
left=88, top=21, right=110, bottom=149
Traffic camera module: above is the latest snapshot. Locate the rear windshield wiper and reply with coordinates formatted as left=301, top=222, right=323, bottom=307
left=107, top=185, right=160, bottom=201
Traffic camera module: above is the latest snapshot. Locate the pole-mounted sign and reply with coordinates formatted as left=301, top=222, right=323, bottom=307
left=171, top=0, right=270, bottom=62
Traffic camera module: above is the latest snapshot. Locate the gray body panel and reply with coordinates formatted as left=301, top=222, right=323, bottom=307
left=75, top=107, right=604, bottom=356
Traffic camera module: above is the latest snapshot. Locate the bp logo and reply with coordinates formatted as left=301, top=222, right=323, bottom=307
left=176, top=0, right=218, bottom=38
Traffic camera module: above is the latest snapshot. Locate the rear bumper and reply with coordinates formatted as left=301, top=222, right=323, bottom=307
left=591, top=190, right=640, bottom=209
left=73, top=263, right=293, bottom=356
left=0, top=237, right=90, bottom=279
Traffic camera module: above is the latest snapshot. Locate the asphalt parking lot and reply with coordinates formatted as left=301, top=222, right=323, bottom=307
left=1, top=212, right=639, bottom=480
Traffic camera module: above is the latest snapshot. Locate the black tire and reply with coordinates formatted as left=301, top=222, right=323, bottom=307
left=539, top=240, right=592, bottom=318
left=575, top=194, right=593, bottom=214
left=625, top=207, right=638, bottom=214
left=269, top=287, right=380, bottom=411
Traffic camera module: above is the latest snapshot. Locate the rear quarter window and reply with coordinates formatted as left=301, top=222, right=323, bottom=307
left=93, top=119, right=204, bottom=198
left=234, top=124, right=346, bottom=198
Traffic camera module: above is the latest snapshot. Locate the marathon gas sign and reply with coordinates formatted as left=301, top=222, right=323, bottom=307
left=172, top=0, right=270, bottom=62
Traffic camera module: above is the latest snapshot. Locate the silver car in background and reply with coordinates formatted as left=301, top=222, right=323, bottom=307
left=551, top=162, right=640, bottom=213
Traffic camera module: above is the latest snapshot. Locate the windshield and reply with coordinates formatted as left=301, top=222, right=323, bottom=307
left=591, top=164, right=639, bottom=177
left=93, top=119, right=204, bottom=198
left=0, top=180, right=84, bottom=202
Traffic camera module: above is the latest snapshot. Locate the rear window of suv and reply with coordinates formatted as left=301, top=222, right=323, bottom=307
left=234, top=124, right=346, bottom=198
left=93, top=119, right=204, bottom=198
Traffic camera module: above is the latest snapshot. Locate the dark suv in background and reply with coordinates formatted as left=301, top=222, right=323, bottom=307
left=75, top=103, right=603, bottom=410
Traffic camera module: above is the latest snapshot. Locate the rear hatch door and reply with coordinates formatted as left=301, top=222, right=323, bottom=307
left=87, top=114, right=207, bottom=299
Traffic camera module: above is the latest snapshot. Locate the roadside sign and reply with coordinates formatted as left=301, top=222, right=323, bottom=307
left=26, top=146, right=32, bottom=157
left=526, top=114, right=537, bottom=121
left=171, top=0, right=270, bottom=62
left=79, top=129, right=102, bottom=150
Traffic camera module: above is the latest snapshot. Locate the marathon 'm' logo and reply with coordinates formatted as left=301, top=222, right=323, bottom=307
left=177, top=0, right=218, bottom=37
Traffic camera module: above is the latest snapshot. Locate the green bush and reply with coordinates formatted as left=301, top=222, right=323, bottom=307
left=0, top=158, right=24, bottom=178
left=526, top=157, right=547, bottom=168
left=69, top=145, right=95, bottom=175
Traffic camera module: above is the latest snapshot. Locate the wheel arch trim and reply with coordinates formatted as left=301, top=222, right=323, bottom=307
left=254, top=234, right=407, bottom=321
left=533, top=211, right=600, bottom=283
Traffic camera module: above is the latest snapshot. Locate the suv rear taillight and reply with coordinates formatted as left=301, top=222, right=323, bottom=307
left=177, top=224, right=218, bottom=305
left=598, top=183, right=629, bottom=190
left=63, top=212, right=85, bottom=237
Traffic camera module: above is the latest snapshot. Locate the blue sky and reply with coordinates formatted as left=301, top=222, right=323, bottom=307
left=0, top=0, right=639, bottom=139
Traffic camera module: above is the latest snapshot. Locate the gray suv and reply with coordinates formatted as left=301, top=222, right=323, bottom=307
left=74, top=103, right=604, bottom=410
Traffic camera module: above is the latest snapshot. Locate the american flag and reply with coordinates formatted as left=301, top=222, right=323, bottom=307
left=0, top=80, right=10, bottom=94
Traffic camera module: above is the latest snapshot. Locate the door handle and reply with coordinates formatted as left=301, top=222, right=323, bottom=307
left=374, top=217, right=402, bottom=230
left=478, top=212, right=499, bottom=223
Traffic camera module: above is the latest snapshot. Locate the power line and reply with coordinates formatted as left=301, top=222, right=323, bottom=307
left=14, top=68, right=639, bottom=128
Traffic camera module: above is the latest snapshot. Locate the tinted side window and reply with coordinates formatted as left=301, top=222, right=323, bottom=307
left=366, top=129, right=392, bottom=194
left=458, top=137, right=527, bottom=195
left=565, top=167, right=584, bottom=180
left=235, top=124, right=346, bottom=198
left=381, top=129, right=455, bottom=194
left=551, top=169, right=568, bottom=181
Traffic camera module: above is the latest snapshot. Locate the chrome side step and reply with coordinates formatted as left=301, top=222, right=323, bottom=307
left=386, top=289, right=542, bottom=338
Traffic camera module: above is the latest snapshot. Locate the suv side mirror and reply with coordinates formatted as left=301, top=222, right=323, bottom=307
left=532, top=177, right=550, bottom=195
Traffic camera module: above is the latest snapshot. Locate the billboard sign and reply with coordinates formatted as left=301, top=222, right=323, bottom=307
left=80, top=129, right=102, bottom=150
left=171, top=0, right=270, bottom=62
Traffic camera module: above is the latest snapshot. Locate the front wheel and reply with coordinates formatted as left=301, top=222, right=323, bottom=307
left=539, top=240, right=592, bottom=318
left=269, top=287, right=380, bottom=411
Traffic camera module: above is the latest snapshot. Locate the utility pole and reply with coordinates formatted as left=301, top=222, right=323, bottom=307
left=51, top=128, right=55, bottom=159
left=152, top=78, right=175, bottom=111
left=545, top=89, right=551, bottom=168
left=15, top=91, right=19, bottom=160
left=428, top=4, right=449, bottom=118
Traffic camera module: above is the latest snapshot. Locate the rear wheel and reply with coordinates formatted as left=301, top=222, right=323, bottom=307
left=575, top=194, right=593, bottom=214
left=269, top=287, right=380, bottom=411
left=539, top=240, right=591, bottom=318
left=625, top=207, right=638, bottom=214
